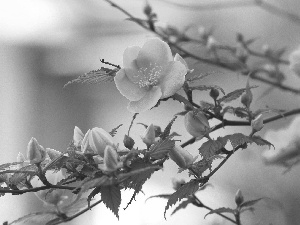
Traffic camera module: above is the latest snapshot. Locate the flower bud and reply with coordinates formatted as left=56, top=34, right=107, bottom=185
left=169, top=145, right=194, bottom=168
left=143, top=0, right=152, bottom=16
left=251, top=114, right=264, bottom=132
left=81, top=127, right=115, bottom=157
left=27, top=137, right=46, bottom=164
left=209, top=88, right=219, bottom=100
left=235, top=189, right=244, bottom=206
left=241, top=76, right=253, bottom=108
left=46, top=148, right=62, bottom=160
left=123, top=134, right=135, bottom=149
left=73, top=126, right=84, bottom=147
left=99, top=146, right=123, bottom=172
left=184, top=111, right=210, bottom=138
left=141, top=124, right=156, bottom=147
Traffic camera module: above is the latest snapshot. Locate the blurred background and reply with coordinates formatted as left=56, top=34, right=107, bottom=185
left=1, top=0, right=300, bottom=224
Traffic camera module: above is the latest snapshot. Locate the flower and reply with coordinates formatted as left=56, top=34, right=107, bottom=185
left=114, top=38, right=187, bottom=113
left=289, top=46, right=300, bottom=77
left=169, top=145, right=194, bottom=168
left=184, top=111, right=210, bottom=138
left=98, top=146, right=123, bottom=172
left=32, top=169, right=68, bottom=206
left=27, top=137, right=47, bottom=164
left=262, top=116, right=300, bottom=171
left=81, top=127, right=115, bottom=157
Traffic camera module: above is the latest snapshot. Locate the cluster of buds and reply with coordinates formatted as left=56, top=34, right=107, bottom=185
left=184, top=110, right=210, bottom=138
left=74, top=126, right=115, bottom=157
left=169, top=145, right=194, bottom=169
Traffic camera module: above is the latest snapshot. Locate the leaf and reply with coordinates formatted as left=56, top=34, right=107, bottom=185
left=200, top=101, right=215, bottom=111
left=250, top=136, right=274, bottom=148
left=109, top=124, right=123, bottom=137
left=100, top=185, right=121, bottom=219
left=64, top=67, right=117, bottom=87
left=218, top=86, right=257, bottom=104
left=9, top=165, right=37, bottom=185
left=0, top=162, right=21, bottom=171
left=171, top=199, right=192, bottom=215
left=160, top=116, right=178, bottom=140
left=204, top=207, right=235, bottom=219
left=222, top=106, right=249, bottom=118
left=187, top=71, right=220, bottom=83
left=221, top=133, right=252, bottom=150
left=240, top=198, right=263, bottom=209
left=164, top=180, right=199, bottom=218
left=146, top=194, right=171, bottom=202
left=77, top=176, right=111, bottom=195
left=149, top=137, right=175, bottom=159
left=171, top=93, right=194, bottom=109
left=8, top=212, right=57, bottom=225
left=190, top=85, right=225, bottom=95
left=199, top=139, right=226, bottom=159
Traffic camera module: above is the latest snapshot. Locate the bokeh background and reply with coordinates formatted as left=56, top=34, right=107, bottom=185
left=1, top=0, right=300, bottom=224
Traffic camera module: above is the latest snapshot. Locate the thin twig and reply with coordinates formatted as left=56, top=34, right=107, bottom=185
left=0, top=185, right=75, bottom=194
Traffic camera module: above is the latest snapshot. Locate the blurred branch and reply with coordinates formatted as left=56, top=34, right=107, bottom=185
left=159, top=0, right=300, bottom=26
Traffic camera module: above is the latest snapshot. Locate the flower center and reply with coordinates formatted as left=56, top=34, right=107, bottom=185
left=135, top=62, right=163, bottom=89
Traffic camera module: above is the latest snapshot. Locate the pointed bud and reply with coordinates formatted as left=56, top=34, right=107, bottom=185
left=184, top=111, right=210, bottom=138
left=27, top=138, right=46, bottom=164
left=209, top=88, right=219, bottom=100
left=46, top=148, right=62, bottom=160
left=235, top=189, right=244, bottom=206
left=251, top=114, right=264, bottom=133
left=241, top=75, right=253, bottom=108
left=73, top=126, right=84, bottom=147
left=169, top=145, right=194, bottom=168
left=81, top=128, right=115, bottom=157
left=141, top=124, right=156, bottom=147
left=143, top=0, right=152, bottom=16
left=99, top=146, right=122, bottom=172
left=123, top=135, right=135, bottom=149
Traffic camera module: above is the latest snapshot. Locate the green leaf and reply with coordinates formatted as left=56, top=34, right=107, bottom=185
left=200, top=101, right=215, bottom=111
left=240, top=198, right=263, bottom=209
left=221, top=133, right=252, bottom=150
left=100, top=185, right=121, bottom=219
left=160, top=116, right=178, bottom=140
left=222, top=106, right=249, bottom=118
left=250, top=136, right=274, bottom=148
left=171, top=199, right=192, bottom=215
left=9, top=165, right=37, bottom=185
left=77, top=176, right=111, bottom=195
left=190, top=85, right=225, bottom=95
left=171, top=93, right=194, bottom=109
left=146, top=194, right=171, bottom=201
left=109, top=124, right=123, bottom=137
left=164, top=180, right=199, bottom=218
left=64, top=67, right=117, bottom=87
left=204, top=207, right=235, bottom=219
left=8, top=212, right=58, bottom=225
left=199, top=139, right=226, bottom=159
left=149, top=137, right=175, bottom=159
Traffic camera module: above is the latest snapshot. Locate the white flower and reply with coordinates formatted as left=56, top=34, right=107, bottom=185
left=114, top=38, right=187, bottom=113
left=27, top=137, right=46, bottom=164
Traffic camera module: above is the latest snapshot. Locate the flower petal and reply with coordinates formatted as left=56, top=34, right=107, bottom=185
left=114, top=68, right=147, bottom=101
left=159, top=61, right=187, bottom=98
left=123, top=46, right=141, bottom=70
left=136, top=38, right=173, bottom=69
left=127, top=86, right=162, bottom=113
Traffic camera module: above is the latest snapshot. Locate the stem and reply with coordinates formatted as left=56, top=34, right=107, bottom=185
left=0, top=185, right=75, bottom=194
left=234, top=211, right=242, bottom=225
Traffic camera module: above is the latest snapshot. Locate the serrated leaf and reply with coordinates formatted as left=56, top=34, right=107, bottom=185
left=8, top=212, right=58, bottom=225
left=218, top=86, right=257, bottom=103
left=199, top=139, right=225, bottom=159
left=171, top=93, right=194, bottom=109
left=164, top=180, right=199, bottom=218
left=9, top=165, right=37, bottom=185
left=100, top=185, right=121, bottom=219
left=204, top=207, right=235, bottom=219
left=222, top=106, right=249, bottom=118
left=109, top=124, right=123, bottom=137
left=250, top=136, right=274, bottom=148
left=78, top=176, right=111, bottom=195
left=200, top=101, right=215, bottom=111
left=190, top=85, right=225, bottom=95
left=171, top=199, right=192, bottom=215
left=149, top=137, right=175, bottom=159
left=240, top=198, right=263, bottom=209
left=64, top=67, right=117, bottom=87
left=146, top=194, right=171, bottom=202
left=0, top=162, right=21, bottom=171
left=221, top=133, right=251, bottom=150
left=160, top=116, right=177, bottom=140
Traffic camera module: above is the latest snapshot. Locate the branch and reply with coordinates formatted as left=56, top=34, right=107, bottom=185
left=0, top=185, right=75, bottom=194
